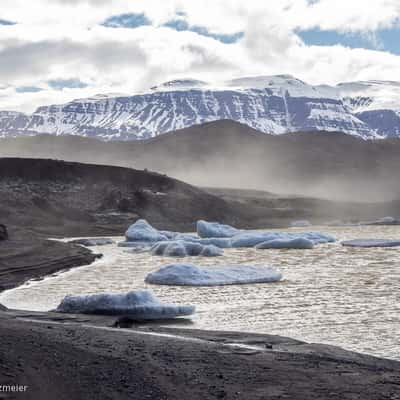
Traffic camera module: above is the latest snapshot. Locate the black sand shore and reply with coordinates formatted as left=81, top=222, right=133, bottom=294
left=0, top=234, right=99, bottom=292
left=0, top=309, right=399, bottom=399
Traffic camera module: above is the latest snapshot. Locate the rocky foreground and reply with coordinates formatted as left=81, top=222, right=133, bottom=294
left=0, top=309, right=400, bottom=400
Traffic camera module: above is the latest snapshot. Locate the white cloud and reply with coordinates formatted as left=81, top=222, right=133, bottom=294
left=0, top=0, right=399, bottom=112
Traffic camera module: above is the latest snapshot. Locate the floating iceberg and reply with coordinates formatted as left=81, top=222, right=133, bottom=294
left=291, top=220, right=312, bottom=227
left=118, top=241, right=154, bottom=248
left=145, top=263, right=282, bottom=286
left=231, top=231, right=335, bottom=248
left=70, top=238, right=114, bottom=247
left=197, top=238, right=232, bottom=248
left=176, top=236, right=232, bottom=248
left=159, top=230, right=179, bottom=239
left=341, top=239, right=400, bottom=248
left=197, top=220, right=239, bottom=238
left=362, top=216, right=400, bottom=226
left=125, top=219, right=168, bottom=242
left=173, top=233, right=201, bottom=241
left=256, top=237, right=314, bottom=249
left=151, top=241, right=223, bottom=257
left=56, top=290, right=195, bottom=319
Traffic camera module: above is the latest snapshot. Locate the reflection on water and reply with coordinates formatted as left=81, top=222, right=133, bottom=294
left=1, top=225, right=400, bottom=360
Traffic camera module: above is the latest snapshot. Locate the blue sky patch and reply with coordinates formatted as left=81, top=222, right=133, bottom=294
left=16, top=86, right=43, bottom=93
left=297, top=28, right=400, bottom=55
left=0, top=18, right=16, bottom=26
left=163, top=19, right=244, bottom=44
left=102, top=13, right=151, bottom=29
left=48, top=79, right=88, bottom=90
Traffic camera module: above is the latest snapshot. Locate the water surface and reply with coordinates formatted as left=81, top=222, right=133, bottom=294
left=1, top=225, right=399, bottom=360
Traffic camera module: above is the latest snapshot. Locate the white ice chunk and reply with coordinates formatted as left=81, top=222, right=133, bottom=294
left=118, top=241, right=154, bottom=248
left=197, top=238, right=232, bottom=248
left=256, top=237, right=314, bottom=249
left=231, top=231, right=335, bottom=248
left=231, top=232, right=276, bottom=248
left=56, top=290, right=195, bottom=319
left=174, top=233, right=201, bottom=241
left=362, top=216, right=400, bottom=226
left=341, top=239, right=400, bottom=248
left=291, top=220, right=312, bottom=227
left=70, top=238, right=114, bottom=246
left=169, top=235, right=232, bottom=248
left=145, top=263, right=282, bottom=286
left=151, top=241, right=223, bottom=257
left=197, top=220, right=239, bottom=238
left=159, top=230, right=179, bottom=239
left=125, top=219, right=168, bottom=242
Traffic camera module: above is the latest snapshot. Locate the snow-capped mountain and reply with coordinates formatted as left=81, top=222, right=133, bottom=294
left=1, top=75, right=400, bottom=140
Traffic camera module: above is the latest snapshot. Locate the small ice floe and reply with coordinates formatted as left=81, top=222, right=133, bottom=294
left=118, top=241, right=154, bottom=248
left=125, top=246, right=150, bottom=254
left=291, top=220, right=312, bottom=228
left=255, top=237, right=314, bottom=249
left=151, top=241, right=223, bottom=257
left=197, top=220, right=239, bottom=238
left=325, top=220, right=360, bottom=227
left=231, top=231, right=335, bottom=248
left=125, top=219, right=168, bottom=242
left=145, top=263, right=282, bottom=286
left=56, top=290, right=195, bottom=319
left=361, top=216, right=400, bottom=226
left=69, top=238, right=114, bottom=247
left=341, top=239, right=400, bottom=248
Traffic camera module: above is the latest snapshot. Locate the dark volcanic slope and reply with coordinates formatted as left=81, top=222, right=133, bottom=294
left=1, top=120, right=400, bottom=201
left=0, top=157, right=236, bottom=235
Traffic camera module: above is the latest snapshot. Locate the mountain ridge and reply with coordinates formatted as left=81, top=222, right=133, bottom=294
left=1, top=75, right=400, bottom=140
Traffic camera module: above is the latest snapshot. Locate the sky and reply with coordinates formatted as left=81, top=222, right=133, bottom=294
left=1, top=0, right=400, bottom=113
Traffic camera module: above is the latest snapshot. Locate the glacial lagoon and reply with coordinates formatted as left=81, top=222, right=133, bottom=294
left=1, top=225, right=399, bottom=360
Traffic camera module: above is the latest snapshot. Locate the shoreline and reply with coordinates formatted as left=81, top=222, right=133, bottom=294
left=0, top=235, right=100, bottom=293
left=1, top=308, right=400, bottom=399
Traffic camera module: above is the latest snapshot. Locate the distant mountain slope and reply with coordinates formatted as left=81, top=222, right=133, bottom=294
left=1, top=75, right=400, bottom=140
left=1, top=120, right=400, bottom=201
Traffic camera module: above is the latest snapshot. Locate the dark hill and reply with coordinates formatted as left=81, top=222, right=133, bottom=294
left=0, top=157, right=234, bottom=235
left=1, top=120, right=400, bottom=201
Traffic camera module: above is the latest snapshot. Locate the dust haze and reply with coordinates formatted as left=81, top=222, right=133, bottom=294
left=1, top=120, right=400, bottom=206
